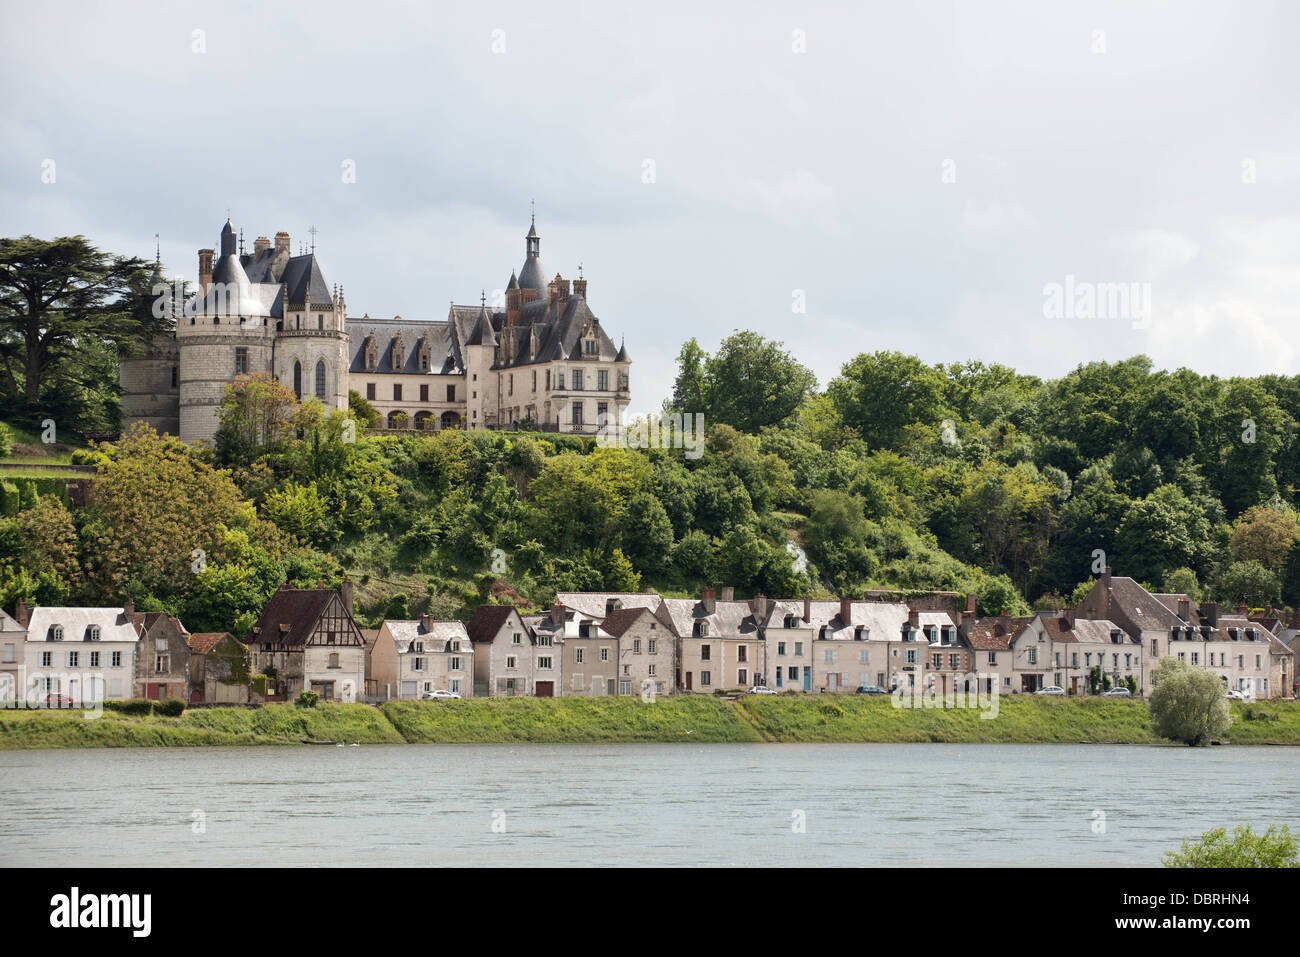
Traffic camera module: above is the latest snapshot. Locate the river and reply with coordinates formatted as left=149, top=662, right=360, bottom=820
left=1, top=743, right=1295, bottom=866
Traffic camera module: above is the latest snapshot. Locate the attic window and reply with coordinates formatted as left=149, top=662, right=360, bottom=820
left=583, top=338, right=597, bottom=356
left=85, top=625, right=100, bottom=642
left=47, top=625, right=64, bottom=642
left=784, top=615, right=795, bottom=628
left=693, top=621, right=709, bottom=638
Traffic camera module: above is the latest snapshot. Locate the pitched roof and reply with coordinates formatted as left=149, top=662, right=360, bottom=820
left=465, top=605, right=520, bottom=644
left=599, top=606, right=655, bottom=637
left=964, top=616, right=1032, bottom=650
left=26, top=607, right=142, bottom=643
left=554, top=591, right=662, bottom=620
left=383, top=619, right=469, bottom=652
left=246, top=588, right=336, bottom=646
left=346, top=318, right=461, bottom=375
left=187, top=632, right=235, bottom=655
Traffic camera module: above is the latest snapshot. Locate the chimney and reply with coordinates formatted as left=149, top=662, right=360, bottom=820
left=198, top=248, right=214, bottom=294
left=961, top=594, right=976, bottom=633
left=1199, top=601, right=1219, bottom=627
left=702, top=586, right=716, bottom=614
left=752, top=593, right=769, bottom=621
left=908, top=607, right=920, bottom=629
left=572, top=277, right=587, bottom=300
left=340, top=578, right=354, bottom=615
left=1177, top=597, right=1190, bottom=621
left=839, top=595, right=852, bottom=626
left=550, top=602, right=565, bottom=626
left=274, top=231, right=290, bottom=256
left=1236, top=600, right=1248, bottom=615
left=123, top=598, right=134, bottom=618
left=14, top=599, right=29, bottom=628
left=721, top=586, right=735, bottom=602
left=419, top=613, right=432, bottom=631
left=253, top=235, right=271, bottom=256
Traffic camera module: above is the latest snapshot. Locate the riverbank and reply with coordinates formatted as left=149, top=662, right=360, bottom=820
left=1, top=697, right=1298, bottom=749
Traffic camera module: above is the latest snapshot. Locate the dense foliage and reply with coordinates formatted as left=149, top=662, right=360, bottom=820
left=6, top=312, right=1300, bottom=634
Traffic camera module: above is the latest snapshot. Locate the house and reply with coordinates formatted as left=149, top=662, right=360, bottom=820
left=466, top=604, right=544, bottom=697
left=751, top=596, right=814, bottom=692
left=802, top=598, right=961, bottom=694
left=600, top=604, right=674, bottom=697
left=964, top=616, right=1032, bottom=695
left=376, top=616, right=474, bottom=698
left=128, top=606, right=191, bottom=700
left=246, top=584, right=366, bottom=702
left=361, top=628, right=385, bottom=698
left=186, top=632, right=250, bottom=704
left=534, top=604, right=618, bottom=697
left=1017, top=613, right=1142, bottom=694
left=658, top=588, right=764, bottom=693
left=24, top=604, right=143, bottom=702
left=0, top=604, right=28, bottom=704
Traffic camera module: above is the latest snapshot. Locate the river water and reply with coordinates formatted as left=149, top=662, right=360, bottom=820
left=1, top=743, right=1295, bottom=866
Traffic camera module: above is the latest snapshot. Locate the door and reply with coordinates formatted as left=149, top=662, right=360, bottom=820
left=401, top=680, right=417, bottom=699
left=685, top=672, right=692, bottom=691
left=535, top=681, right=554, bottom=697
left=776, top=668, right=783, bottom=688
left=803, top=669, right=811, bottom=691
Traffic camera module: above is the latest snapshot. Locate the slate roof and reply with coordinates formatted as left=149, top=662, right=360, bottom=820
left=655, top=598, right=760, bottom=638
left=466, top=605, right=524, bottom=644
left=384, top=619, right=469, bottom=653
left=0, top=609, right=24, bottom=634
left=26, top=607, right=142, bottom=644
left=346, top=318, right=462, bottom=375
left=1041, top=616, right=1132, bottom=644
left=246, top=589, right=336, bottom=646
left=592, top=607, right=656, bottom=638
left=1104, top=578, right=1187, bottom=631
left=554, top=591, right=662, bottom=620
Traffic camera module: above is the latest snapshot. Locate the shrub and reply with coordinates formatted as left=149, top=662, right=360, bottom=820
left=1164, top=825, right=1298, bottom=868
left=157, top=697, right=186, bottom=717
left=112, top=698, right=156, bottom=716
left=0, top=422, right=13, bottom=457
left=0, top=481, right=18, bottom=517
left=297, top=689, right=320, bottom=708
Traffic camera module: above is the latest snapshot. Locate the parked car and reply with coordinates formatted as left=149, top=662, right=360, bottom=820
left=1224, top=690, right=1249, bottom=701
left=747, top=686, right=778, bottom=695
left=855, top=685, right=889, bottom=695
left=422, top=690, right=461, bottom=700
left=1100, top=688, right=1132, bottom=697
left=44, top=693, right=78, bottom=708
left=1034, top=686, right=1065, bottom=696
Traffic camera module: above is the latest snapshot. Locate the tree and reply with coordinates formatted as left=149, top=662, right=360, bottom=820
left=828, top=351, right=947, bottom=450
left=1228, top=504, right=1300, bottom=571
left=668, top=338, right=709, bottom=414
left=1164, top=825, right=1298, bottom=868
left=1162, top=567, right=1201, bottom=601
left=1148, top=656, right=1232, bottom=746
left=0, top=235, right=162, bottom=420
left=702, top=332, right=817, bottom=433
left=1213, top=560, right=1280, bottom=607
left=16, top=495, right=84, bottom=599
left=214, top=373, right=301, bottom=465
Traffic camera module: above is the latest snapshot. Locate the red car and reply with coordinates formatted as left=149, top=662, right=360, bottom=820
left=44, top=694, right=78, bottom=708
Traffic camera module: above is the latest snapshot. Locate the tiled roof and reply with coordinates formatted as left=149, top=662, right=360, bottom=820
left=187, top=632, right=234, bottom=655
left=246, top=589, right=335, bottom=646
left=465, top=605, right=520, bottom=644
left=554, top=592, right=661, bottom=620
left=594, top=606, right=653, bottom=637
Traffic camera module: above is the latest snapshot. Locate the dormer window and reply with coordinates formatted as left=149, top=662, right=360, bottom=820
left=1246, top=628, right=1257, bottom=641
left=85, top=625, right=100, bottom=642
left=784, top=615, right=795, bottom=628
left=1228, top=628, right=1240, bottom=640
left=392, top=334, right=405, bottom=370
left=364, top=336, right=378, bottom=371
left=694, top=621, right=709, bottom=638
left=47, top=625, right=64, bottom=642
left=412, top=641, right=424, bottom=654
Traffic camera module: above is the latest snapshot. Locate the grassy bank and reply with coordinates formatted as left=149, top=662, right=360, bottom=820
left=0, top=702, right=404, bottom=749
left=1, top=697, right=1299, bottom=749
left=381, top=696, right=760, bottom=743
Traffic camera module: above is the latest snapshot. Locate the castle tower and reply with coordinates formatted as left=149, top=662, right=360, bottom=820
left=175, top=219, right=276, bottom=444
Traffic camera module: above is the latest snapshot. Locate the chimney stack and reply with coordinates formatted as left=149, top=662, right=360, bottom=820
left=14, top=599, right=29, bottom=628
left=1199, top=601, right=1219, bottom=627
left=1236, top=600, right=1248, bottom=615
left=721, top=586, right=735, bottom=602
left=550, top=602, right=565, bottom=627
left=702, top=586, right=716, bottom=614
left=420, top=613, right=432, bottom=631
left=752, top=593, right=769, bottom=621
left=908, top=607, right=920, bottom=629
left=340, top=579, right=354, bottom=615
left=198, top=248, right=214, bottom=294
left=1178, top=597, right=1191, bottom=621
left=123, top=598, right=134, bottom=618
left=803, top=595, right=811, bottom=624
left=572, top=277, right=588, bottom=300
left=253, top=236, right=271, bottom=256
left=839, top=595, right=852, bottom=626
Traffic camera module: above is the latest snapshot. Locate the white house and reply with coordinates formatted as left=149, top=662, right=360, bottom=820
left=24, top=606, right=143, bottom=703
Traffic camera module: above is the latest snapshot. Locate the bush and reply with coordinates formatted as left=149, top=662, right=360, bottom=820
left=110, top=698, right=156, bottom=716
left=0, top=481, right=17, bottom=517
left=297, top=689, right=320, bottom=708
left=0, top=422, right=13, bottom=457
left=157, top=697, right=186, bottom=717
left=1164, top=825, right=1298, bottom=868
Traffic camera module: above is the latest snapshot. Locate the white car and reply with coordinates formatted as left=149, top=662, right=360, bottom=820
left=1034, top=686, right=1065, bottom=696
left=1224, top=690, right=1249, bottom=701
left=1101, top=688, right=1132, bottom=697
left=423, top=690, right=462, bottom=700
left=748, top=686, right=778, bottom=695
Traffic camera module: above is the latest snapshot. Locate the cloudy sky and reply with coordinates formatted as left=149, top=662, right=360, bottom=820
left=3, top=0, right=1297, bottom=414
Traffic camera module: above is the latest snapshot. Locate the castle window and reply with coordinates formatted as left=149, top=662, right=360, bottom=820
left=293, top=360, right=302, bottom=398
left=366, top=383, right=375, bottom=401
left=420, top=384, right=429, bottom=402
left=317, top=315, right=323, bottom=330
left=598, top=370, right=608, bottom=391
left=315, top=360, right=326, bottom=400
left=573, top=370, right=584, bottom=391
left=393, top=384, right=402, bottom=401
left=234, top=347, right=248, bottom=375
left=447, top=384, right=455, bottom=402
left=171, top=367, right=178, bottom=388
left=584, top=339, right=596, bottom=355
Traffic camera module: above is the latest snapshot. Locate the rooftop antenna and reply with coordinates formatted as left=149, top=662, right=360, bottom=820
left=481, top=289, right=486, bottom=306
left=239, top=228, right=245, bottom=255
left=154, top=233, right=160, bottom=266
left=578, top=261, right=583, bottom=280
left=308, top=224, right=318, bottom=254
left=530, top=198, right=535, bottom=225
